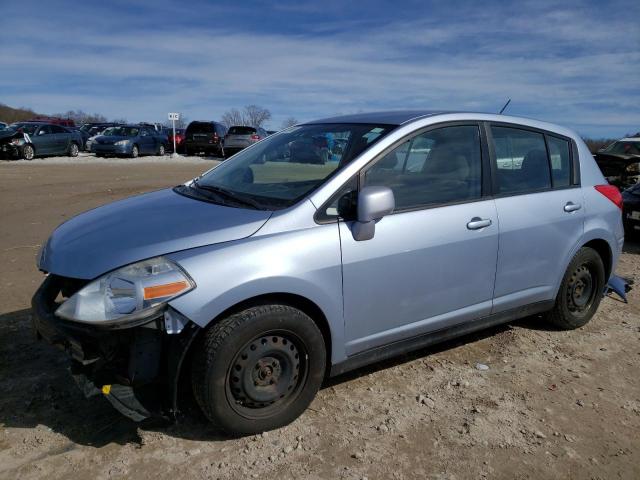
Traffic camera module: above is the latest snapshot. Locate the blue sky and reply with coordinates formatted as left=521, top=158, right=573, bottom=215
left=0, top=0, right=638, bottom=137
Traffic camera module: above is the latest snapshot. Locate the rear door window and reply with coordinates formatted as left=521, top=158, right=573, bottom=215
left=491, top=126, right=551, bottom=194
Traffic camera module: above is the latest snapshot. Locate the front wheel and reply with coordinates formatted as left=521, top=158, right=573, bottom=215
left=130, top=145, right=139, bottom=158
left=22, top=144, right=35, bottom=160
left=191, top=305, right=326, bottom=435
left=544, top=247, right=605, bottom=330
left=157, top=144, right=165, bottom=156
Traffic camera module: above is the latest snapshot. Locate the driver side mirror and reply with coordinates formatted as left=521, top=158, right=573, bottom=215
left=352, top=186, right=395, bottom=241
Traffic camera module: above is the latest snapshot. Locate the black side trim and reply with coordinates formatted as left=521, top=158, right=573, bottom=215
left=329, top=300, right=554, bottom=377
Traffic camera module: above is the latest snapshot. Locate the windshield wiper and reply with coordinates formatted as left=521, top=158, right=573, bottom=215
left=192, top=179, right=264, bottom=210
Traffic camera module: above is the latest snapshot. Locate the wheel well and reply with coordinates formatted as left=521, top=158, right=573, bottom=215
left=182, top=293, right=333, bottom=381
left=582, top=239, right=612, bottom=280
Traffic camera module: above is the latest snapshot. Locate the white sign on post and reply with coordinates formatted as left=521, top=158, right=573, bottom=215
left=168, top=113, right=181, bottom=156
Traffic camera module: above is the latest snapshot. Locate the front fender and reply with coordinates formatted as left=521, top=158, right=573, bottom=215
left=166, top=222, right=346, bottom=364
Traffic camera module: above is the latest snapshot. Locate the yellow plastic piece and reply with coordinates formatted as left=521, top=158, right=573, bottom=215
left=101, top=384, right=112, bottom=395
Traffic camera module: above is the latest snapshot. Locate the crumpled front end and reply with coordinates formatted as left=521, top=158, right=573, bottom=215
left=0, top=130, right=27, bottom=159
left=31, top=274, right=200, bottom=422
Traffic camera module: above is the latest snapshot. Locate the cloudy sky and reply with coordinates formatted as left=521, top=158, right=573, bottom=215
left=0, top=0, right=638, bottom=137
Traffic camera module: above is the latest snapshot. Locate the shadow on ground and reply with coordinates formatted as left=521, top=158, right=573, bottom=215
left=0, top=307, right=527, bottom=448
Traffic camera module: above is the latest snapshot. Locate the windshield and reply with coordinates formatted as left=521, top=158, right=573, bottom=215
left=102, top=126, right=139, bottom=137
left=9, top=123, right=39, bottom=134
left=603, top=141, right=640, bottom=155
left=192, top=123, right=394, bottom=209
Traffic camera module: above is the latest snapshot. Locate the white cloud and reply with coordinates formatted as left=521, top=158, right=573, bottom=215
left=0, top=1, right=638, bottom=136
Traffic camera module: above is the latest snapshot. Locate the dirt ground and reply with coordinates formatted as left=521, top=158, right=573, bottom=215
left=0, top=158, right=638, bottom=480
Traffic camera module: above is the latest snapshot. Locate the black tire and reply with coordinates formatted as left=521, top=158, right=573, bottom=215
left=191, top=305, right=326, bottom=435
left=22, top=144, right=35, bottom=160
left=544, top=247, right=605, bottom=330
left=68, top=142, right=79, bottom=157
left=130, top=144, right=139, bottom=158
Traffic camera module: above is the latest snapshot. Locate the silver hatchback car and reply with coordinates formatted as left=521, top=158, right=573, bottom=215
left=33, top=111, right=624, bottom=435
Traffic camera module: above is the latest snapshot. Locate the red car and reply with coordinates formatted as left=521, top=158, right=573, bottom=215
left=167, top=128, right=185, bottom=153
left=27, top=116, right=76, bottom=128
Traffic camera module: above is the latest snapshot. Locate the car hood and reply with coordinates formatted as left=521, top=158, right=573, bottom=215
left=39, top=188, right=272, bottom=279
left=94, top=135, right=131, bottom=144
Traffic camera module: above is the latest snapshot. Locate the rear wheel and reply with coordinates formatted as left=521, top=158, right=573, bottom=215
left=68, top=142, right=79, bottom=157
left=22, top=144, right=35, bottom=160
left=191, top=305, right=326, bottom=435
left=544, top=247, right=605, bottom=330
left=157, top=144, right=165, bottom=156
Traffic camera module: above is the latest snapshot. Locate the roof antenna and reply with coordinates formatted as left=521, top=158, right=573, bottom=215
left=499, top=98, right=511, bottom=114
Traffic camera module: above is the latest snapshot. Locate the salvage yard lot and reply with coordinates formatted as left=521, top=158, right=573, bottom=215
left=0, top=159, right=639, bottom=480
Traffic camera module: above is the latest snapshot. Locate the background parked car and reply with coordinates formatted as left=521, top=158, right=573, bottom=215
left=79, top=122, right=122, bottom=150
left=622, top=182, right=640, bottom=236
left=0, top=122, right=82, bottom=160
left=166, top=128, right=185, bottom=153
left=594, top=137, right=640, bottom=188
left=223, top=125, right=268, bottom=157
left=0, top=122, right=7, bottom=130
left=91, top=125, right=167, bottom=158
left=184, top=121, right=227, bottom=156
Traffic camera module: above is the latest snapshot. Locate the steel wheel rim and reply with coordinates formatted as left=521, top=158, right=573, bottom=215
left=225, top=330, right=308, bottom=419
left=70, top=144, right=78, bottom=156
left=132, top=146, right=138, bottom=157
left=567, top=264, right=597, bottom=313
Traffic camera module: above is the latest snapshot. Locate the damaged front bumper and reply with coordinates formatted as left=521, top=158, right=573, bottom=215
left=31, top=274, right=200, bottom=422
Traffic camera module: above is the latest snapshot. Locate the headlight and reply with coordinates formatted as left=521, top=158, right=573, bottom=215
left=56, top=256, right=195, bottom=326
left=114, top=140, right=130, bottom=146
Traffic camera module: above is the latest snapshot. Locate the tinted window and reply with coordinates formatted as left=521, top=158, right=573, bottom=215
left=603, top=140, right=640, bottom=155
left=228, top=126, right=256, bottom=135
left=38, top=125, right=52, bottom=135
left=186, top=122, right=214, bottom=134
left=50, top=125, right=67, bottom=133
left=547, top=136, right=571, bottom=187
left=363, top=125, right=482, bottom=210
left=491, top=126, right=550, bottom=194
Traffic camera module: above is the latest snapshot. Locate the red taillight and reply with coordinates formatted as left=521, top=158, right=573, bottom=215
left=594, top=185, right=623, bottom=210
left=251, top=134, right=260, bottom=140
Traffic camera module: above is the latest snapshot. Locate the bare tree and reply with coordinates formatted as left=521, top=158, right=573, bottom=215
left=281, top=117, right=299, bottom=129
left=111, top=117, right=128, bottom=124
left=53, top=110, right=108, bottom=124
left=221, top=105, right=272, bottom=128
left=221, top=108, right=245, bottom=128
left=243, top=105, right=271, bottom=128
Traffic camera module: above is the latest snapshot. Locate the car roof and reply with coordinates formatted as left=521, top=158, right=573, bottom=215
left=303, top=110, right=448, bottom=125
left=302, top=110, right=581, bottom=139
left=619, top=137, right=640, bottom=142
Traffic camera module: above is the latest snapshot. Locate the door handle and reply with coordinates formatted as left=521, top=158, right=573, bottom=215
left=467, top=217, right=492, bottom=230
left=564, top=202, right=582, bottom=213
